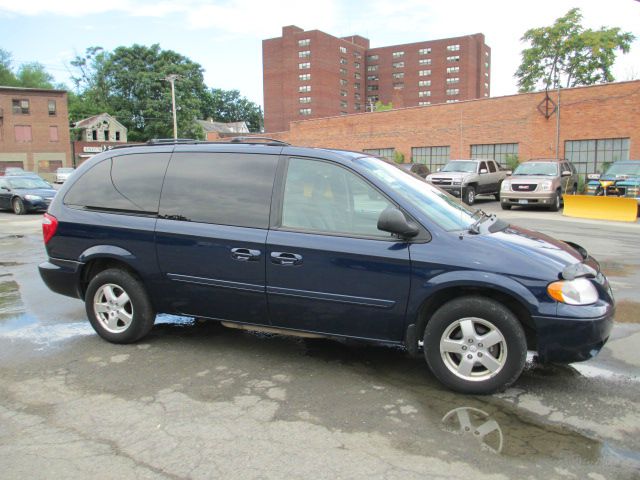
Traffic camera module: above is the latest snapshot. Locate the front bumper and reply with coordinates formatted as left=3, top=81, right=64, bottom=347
left=533, top=307, right=614, bottom=363
left=38, top=258, right=84, bottom=299
left=501, top=190, right=555, bottom=206
left=24, top=198, right=54, bottom=212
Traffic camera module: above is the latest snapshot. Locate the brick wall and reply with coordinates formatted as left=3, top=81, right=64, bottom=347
left=260, top=81, right=640, bottom=168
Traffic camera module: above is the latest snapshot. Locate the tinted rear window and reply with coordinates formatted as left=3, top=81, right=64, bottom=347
left=64, top=153, right=170, bottom=213
left=159, top=152, right=278, bottom=228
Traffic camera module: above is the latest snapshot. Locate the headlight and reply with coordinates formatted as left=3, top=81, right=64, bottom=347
left=24, top=195, right=43, bottom=201
left=540, top=180, right=552, bottom=192
left=547, top=278, right=599, bottom=305
left=625, top=186, right=639, bottom=197
left=501, top=180, right=511, bottom=191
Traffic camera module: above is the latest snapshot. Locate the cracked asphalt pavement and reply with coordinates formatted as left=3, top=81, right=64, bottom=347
left=1, top=206, right=639, bottom=479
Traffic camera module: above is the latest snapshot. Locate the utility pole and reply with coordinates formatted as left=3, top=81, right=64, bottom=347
left=163, top=74, right=180, bottom=139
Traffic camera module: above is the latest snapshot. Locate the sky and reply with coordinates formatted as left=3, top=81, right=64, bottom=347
left=1, top=0, right=639, bottom=107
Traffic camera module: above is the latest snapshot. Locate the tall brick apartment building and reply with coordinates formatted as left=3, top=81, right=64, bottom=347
left=0, top=86, right=71, bottom=179
left=263, top=25, right=490, bottom=132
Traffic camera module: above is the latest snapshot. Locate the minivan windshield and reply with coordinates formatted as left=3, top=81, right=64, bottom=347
left=440, top=161, right=478, bottom=173
left=513, top=162, right=558, bottom=176
left=605, top=162, right=640, bottom=176
left=358, top=156, right=476, bottom=231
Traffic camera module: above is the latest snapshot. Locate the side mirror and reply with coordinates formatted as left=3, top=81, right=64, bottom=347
left=1, top=186, right=9, bottom=191
left=377, top=206, right=419, bottom=238
left=561, top=170, right=571, bottom=177
left=480, top=169, right=488, bottom=174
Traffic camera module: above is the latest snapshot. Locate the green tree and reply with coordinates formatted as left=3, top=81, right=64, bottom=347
left=374, top=100, right=393, bottom=112
left=0, top=49, right=18, bottom=86
left=70, top=44, right=208, bottom=141
left=515, top=8, right=634, bottom=92
left=15, top=62, right=55, bottom=88
left=201, top=88, right=263, bottom=133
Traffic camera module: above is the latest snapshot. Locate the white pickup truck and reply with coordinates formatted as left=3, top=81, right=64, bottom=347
left=426, top=159, right=508, bottom=205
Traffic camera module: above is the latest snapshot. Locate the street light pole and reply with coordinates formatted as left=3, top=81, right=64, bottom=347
left=164, top=74, right=180, bottom=139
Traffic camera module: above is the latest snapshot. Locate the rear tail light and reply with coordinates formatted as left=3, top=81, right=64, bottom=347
left=42, top=213, right=58, bottom=244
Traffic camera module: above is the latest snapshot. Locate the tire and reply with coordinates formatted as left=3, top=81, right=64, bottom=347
left=423, top=296, right=527, bottom=394
left=12, top=197, right=26, bottom=215
left=501, top=203, right=512, bottom=210
left=463, top=186, right=476, bottom=205
left=549, top=190, right=561, bottom=212
left=494, top=192, right=501, bottom=201
left=85, top=268, right=156, bottom=344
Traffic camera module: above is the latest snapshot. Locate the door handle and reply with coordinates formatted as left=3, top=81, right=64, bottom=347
left=270, top=252, right=303, bottom=266
left=231, top=248, right=261, bottom=261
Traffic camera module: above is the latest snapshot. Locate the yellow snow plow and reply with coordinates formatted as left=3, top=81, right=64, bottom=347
left=563, top=195, right=639, bottom=222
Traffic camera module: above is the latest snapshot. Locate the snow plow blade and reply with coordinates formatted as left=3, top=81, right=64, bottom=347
left=563, top=195, right=639, bottom=223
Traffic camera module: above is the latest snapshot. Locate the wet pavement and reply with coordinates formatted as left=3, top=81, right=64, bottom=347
left=1, top=210, right=639, bottom=479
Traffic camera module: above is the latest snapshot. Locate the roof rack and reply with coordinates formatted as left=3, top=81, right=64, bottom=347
left=146, top=138, right=199, bottom=145
left=227, top=136, right=290, bottom=146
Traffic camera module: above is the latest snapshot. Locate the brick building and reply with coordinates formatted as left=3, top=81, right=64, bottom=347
left=0, top=86, right=71, bottom=179
left=263, top=25, right=490, bottom=132
left=253, top=80, right=640, bottom=179
left=71, top=112, right=128, bottom=165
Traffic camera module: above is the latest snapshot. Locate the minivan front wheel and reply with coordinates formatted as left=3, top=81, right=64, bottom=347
left=423, top=296, right=527, bottom=394
left=85, top=268, right=156, bottom=343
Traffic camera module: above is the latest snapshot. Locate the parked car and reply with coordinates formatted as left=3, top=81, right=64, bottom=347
left=426, top=159, right=507, bottom=205
left=500, top=159, right=578, bottom=211
left=398, top=162, right=430, bottom=178
left=0, top=175, right=57, bottom=214
left=1, top=166, right=26, bottom=176
left=39, top=139, right=613, bottom=394
left=55, top=167, right=75, bottom=184
left=585, top=160, right=640, bottom=201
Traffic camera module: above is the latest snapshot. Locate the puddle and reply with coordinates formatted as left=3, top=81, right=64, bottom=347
left=614, top=300, right=640, bottom=323
left=599, top=260, right=635, bottom=278
left=0, top=280, right=22, bottom=318
left=0, top=261, right=24, bottom=267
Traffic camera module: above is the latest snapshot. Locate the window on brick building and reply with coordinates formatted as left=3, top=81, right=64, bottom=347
left=299, top=50, right=310, bottom=58
left=340, top=101, right=348, bottom=109
left=354, top=52, right=362, bottom=60
left=354, top=72, right=361, bottom=79
left=447, top=55, right=460, bottom=62
left=418, top=80, right=431, bottom=87
left=354, top=103, right=361, bottom=111
left=367, top=95, right=379, bottom=103
left=392, top=72, right=404, bottom=79
left=340, top=79, right=348, bottom=87
left=339, top=46, right=347, bottom=54
left=447, top=66, right=460, bottom=74
left=48, top=100, right=57, bottom=116
left=446, top=77, right=460, bottom=84
left=446, top=44, right=460, bottom=51
left=412, top=146, right=450, bottom=171
left=354, top=83, right=360, bottom=90
left=367, top=65, right=378, bottom=72
left=392, top=51, right=404, bottom=58
left=419, top=58, right=431, bottom=65
left=299, top=73, right=311, bottom=81
left=49, top=126, right=59, bottom=142
left=392, top=61, right=405, bottom=69
left=354, top=92, right=361, bottom=100
left=340, top=90, right=348, bottom=97
left=299, top=97, right=311, bottom=104
left=418, top=101, right=431, bottom=106
left=393, top=82, right=404, bottom=90
left=340, top=57, right=348, bottom=65
left=299, top=108, right=312, bottom=115
left=419, top=70, right=431, bottom=76
left=298, top=62, right=310, bottom=69
left=367, top=85, right=379, bottom=91
left=366, top=54, right=379, bottom=62
left=564, top=138, right=630, bottom=177
left=298, top=39, right=310, bottom=47
left=418, top=90, right=431, bottom=97
left=14, top=125, right=32, bottom=142
left=354, top=62, right=360, bottom=69
left=446, top=88, right=459, bottom=95
left=470, top=143, right=519, bottom=167
left=418, top=48, right=431, bottom=55
left=446, top=99, right=459, bottom=103
left=367, top=75, right=378, bottom=81
left=299, top=85, right=311, bottom=93
left=12, top=99, right=30, bottom=114
left=340, top=68, right=347, bottom=76
left=363, top=148, right=395, bottom=160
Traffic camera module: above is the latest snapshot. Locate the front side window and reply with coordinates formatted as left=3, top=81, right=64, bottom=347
left=281, top=157, right=393, bottom=237
left=160, top=153, right=278, bottom=228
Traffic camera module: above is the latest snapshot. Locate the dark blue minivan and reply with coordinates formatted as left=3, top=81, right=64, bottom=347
left=39, top=139, right=614, bottom=394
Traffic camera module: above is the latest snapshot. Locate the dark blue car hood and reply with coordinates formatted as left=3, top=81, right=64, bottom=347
left=17, top=188, right=57, bottom=198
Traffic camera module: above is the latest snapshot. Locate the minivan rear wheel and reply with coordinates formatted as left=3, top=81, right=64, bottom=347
left=85, top=268, right=156, bottom=343
left=423, top=296, right=527, bottom=394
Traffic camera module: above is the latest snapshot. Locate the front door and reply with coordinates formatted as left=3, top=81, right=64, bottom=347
left=266, top=156, right=411, bottom=341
